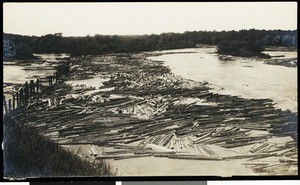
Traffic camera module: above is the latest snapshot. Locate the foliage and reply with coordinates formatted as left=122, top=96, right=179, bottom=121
left=3, top=35, right=16, bottom=59
left=3, top=29, right=297, bottom=58
left=217, top=40, right=270, bottom=58
left=15, top=43, right=34, bottom=59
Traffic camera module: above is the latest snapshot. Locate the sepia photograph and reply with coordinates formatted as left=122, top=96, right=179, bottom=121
left=2, top=2, right=298, bottom=178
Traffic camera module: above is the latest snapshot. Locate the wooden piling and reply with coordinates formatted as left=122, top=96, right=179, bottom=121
left=36, top=79, right=39, bottom=93
left=25, top=82, right=29, bottom=104
left=16, top=92, right=20, bottom=107
left=29, top=80, right=33, bottom=96
left=21, top=89, right=24, bottom=105
left=13, top=94, right=16, bottom=109
left=55, top=72, right=58, bottom=81
left=8, top=99, right=12, bottom=113
left=3, top=95, right=8, bottom=115
left=20, top=88, right=24, bottom=106
left=30, top=80, right=35, bottom=95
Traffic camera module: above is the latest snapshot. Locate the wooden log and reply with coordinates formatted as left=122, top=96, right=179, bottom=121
left=124, top=137, right=145, bottom=144
left=139, top=137, right=152, bottom=146
left=169, top=138, right=175, bottom=150
left=97, top=154, right=151, bottom=160
left=279, top=159, right=297, bottom=164
left=250, top=143, right=269, bottom=153
left=162, top=134, right=174, bottom=146
left=242, top=162, right=270, bottom=165
left=152, top=135, right=163, bottom=145
left=223, top=153, right=270, bottom=160
left=167, top=154, right=223, bottom=160
left=248, top=153, right=276, bottom=161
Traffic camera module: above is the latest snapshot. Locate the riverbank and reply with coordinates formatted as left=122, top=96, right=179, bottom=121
left=3, top=116, right=112, bottom=178
left=6, top=52, right=298, bottom=176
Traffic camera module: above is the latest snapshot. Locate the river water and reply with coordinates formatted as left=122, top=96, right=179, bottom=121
left=108, top=48, right=298, bottom=176
left=3, top=53, right=69, bottom=85
left=3, top=53, right=69, bottom=98
left=148, top=47, right=297, bottom=113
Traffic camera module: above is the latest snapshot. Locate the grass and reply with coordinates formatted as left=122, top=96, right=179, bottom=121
left=3, top=115, right=112, bottom=178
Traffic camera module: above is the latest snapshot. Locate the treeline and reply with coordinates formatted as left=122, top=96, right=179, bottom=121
left=3, top=29, right=297, bottom=58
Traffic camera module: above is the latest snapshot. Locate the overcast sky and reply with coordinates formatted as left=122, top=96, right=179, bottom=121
left=3, top=2, right=298, bottom=36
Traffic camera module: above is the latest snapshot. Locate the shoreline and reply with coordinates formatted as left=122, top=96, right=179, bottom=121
left=5, top=52, right=298, bottom=176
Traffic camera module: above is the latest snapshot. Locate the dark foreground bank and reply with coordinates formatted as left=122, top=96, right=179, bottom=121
left=3, top=115, right=112, bottom=178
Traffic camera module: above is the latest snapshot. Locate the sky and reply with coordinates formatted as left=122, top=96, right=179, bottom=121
left=3, top=2, right=298, bottom=37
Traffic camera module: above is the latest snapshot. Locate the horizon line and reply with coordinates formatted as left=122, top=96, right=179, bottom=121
left=4, top=28, right=298, bottom=38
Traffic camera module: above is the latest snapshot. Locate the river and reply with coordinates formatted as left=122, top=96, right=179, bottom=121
left=107, top=48, right=297, bottom=176
left=3, top=53, right=69, bottom=98
left=3, top=49, right=297, bottom=176
left=3, top=53, right=69, bottom=84
left=148, top=47, right=297, bottom=113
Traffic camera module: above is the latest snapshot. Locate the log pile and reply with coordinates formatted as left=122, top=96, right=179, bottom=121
left=10, top=53, right=298, bottom=175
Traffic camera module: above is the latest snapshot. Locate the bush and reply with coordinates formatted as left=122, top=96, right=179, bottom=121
left=217, top=40, right=270, bottom=58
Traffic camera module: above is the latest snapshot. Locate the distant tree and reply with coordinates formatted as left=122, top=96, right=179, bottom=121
left=3, top=35, right=16, bottom=59
left=15, top=43, right=33, bottom=59
left=3, top=29, right=297, bottom=58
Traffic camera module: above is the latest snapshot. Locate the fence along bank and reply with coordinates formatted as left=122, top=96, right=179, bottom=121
left=3, top=61, right=71, bottom=116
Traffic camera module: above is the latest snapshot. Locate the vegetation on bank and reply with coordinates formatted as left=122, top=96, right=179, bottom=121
left=3, top=35, right=34, bottom=60
left=217, top=40, right=271, bottom=58
left=3, top=29, right=297, bottom=58
left=3, top=115, right=111, bottom=178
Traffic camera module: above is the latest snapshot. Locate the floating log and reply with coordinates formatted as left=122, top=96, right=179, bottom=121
left=167, top=154, right=223, bottom=160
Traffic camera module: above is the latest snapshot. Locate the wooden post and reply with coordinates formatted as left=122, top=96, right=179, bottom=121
left=16, top=92, right=20, bottom=107
left=3, top=95, right=8, bottom=115
left=13, top=94, right=16, bottom=110
left=29, top=80, right=33, bottom=96
left=36, top=79, right=39, bottom=93
left=66, top=64, right=69, bottom=76
left=19, top=88, right=23, bottom=106
left=20, top=87, right=24, bottom=107
left=54, top=72, right=58, bottom=82
left=30, top=80, right=35, bottom=95
left=8, top=99, right=12, bottom=113
left=25, top=82, right=29, bottom=104
left=49, top=76, right=51, bottom=85
left=21, top=88, right=25, bottom=106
